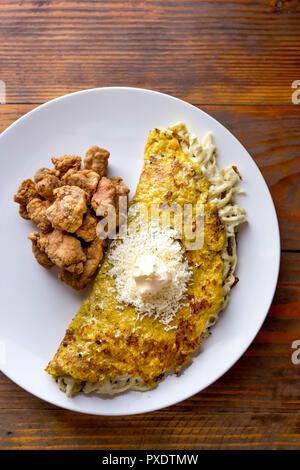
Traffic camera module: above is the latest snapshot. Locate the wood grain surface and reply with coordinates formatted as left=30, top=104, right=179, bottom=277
left=0, top=0, right=299, bottom=450
left=1, top=0, right=300, bottom=105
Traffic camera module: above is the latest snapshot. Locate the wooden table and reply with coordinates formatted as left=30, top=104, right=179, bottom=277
left=0, top=0, right=299, bottom=450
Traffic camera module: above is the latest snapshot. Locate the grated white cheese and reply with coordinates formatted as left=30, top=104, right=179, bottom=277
left=107, top=223, right=192, bottom=326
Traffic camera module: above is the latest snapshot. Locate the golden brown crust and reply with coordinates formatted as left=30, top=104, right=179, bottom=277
left=76, top=210, right=98, bottom=242
left=14, top=178, right=39, bottom=219
left=28, top=232, right=54, bottom=269
left=26, top=198, right=52, bottom=233
left=51, top=155, right=82, bottom=177
left=34, top=167, right=59, bottom=183
left=204, top=211, right=226, bottom=251
left=46, top=186, right=88, bottom=233
left=19, top=204, right=31, bottom=220
left=59, top=237, right=105, bottom=290
left=35, top=174, right=61, bottom=200
left=91, top=177, right=116, bottom=214
left=110, top=176, right=130, bottom=198
left=61, top=169, right=100, bottom=197
left=33, top=230, right=86, bottom=274
left=110, top=176, right=130, bottom=228
left=84, top=146, right=110, bottom=178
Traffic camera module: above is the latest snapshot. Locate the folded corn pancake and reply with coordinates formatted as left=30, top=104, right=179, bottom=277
left=46, top=123, right=246, bottom=396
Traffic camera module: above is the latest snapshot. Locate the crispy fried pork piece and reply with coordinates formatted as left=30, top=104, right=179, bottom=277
left=34, top=167, right=58, bottom=183
left=110, top=176, right=130, bottom=228
left=32, top=229, right=86, bottom=274
left=61, top=169, right=100, bottom=197
left=14, top=178, right=39, bottom=219
left=19, top=204, right=30, bottom=220
left=76, top=209, right=98, bottom=242
left=110, top=176, right=130, bottom=198
left=51, top=155, right=82, bottom=177
left=91, top=177, right=116, bottom=214
left=27, top=198, right=52, bottom=233
left=35, top=174, right=61, bottom=200
left=28, top=232, right=54, bottom=269
left=46, top=185, right=88, bottom=233
left=59, top=237, right=105, bottom=290
left=84, top=146, right=110, bottom=178
left=91, top=176, right=130, bottom=238
left=34, top=167, right=61, bottom=200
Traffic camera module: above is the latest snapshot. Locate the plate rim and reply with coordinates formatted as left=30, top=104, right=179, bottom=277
left=0, top=86, right=281, bottom=415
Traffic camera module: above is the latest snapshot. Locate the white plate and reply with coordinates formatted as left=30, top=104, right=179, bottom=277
left=0, top=87, right=280, bottom=416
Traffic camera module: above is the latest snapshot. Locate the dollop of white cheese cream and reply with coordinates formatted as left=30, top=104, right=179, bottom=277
left=132, top=254, right=172, bottom=296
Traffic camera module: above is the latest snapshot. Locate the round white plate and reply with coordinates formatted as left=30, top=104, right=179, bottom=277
left=0, top=87, right=280, bottom=415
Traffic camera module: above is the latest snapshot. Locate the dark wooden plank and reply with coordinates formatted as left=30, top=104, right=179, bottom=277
left=0, top=409, right=299, bottom=449
left=0, top=252, right=299, bottom=450
left=0, top=1, right=300, bottom=104
left=1, top=104, right=299, bottom=250
left=0, top=104, right=33, bottom=132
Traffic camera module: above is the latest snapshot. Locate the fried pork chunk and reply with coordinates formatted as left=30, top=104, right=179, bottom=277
left=59, top=237, right=105, bottom=290
left=110, top=176, right=130, bottom=227
left=14, top=179, right=39, bottom=219
left=61, top=169, right=99, bottom=197
left=110, top=176, right=130, bottom=198
left=84, top=146, right=110, bottom=178
left=27, top=198, right=52, bottom=233
left=51, top=155, right=82, bottom=177
left=91, top=177, right=116, bottom=213
left=29, top=230, right=86, bottom=274
left=34, top=167, right=59, bottom=183
left=35, top=172, right=61, bottom=200
left=76, top=209, right=98, bottom=242
left=91, top=176, right=130, bottom=228
left=28, top=232, right=54, bottom=269
left=46, top=186, right=88, bottom=233
left=14, top=145, right=130, bottom=290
